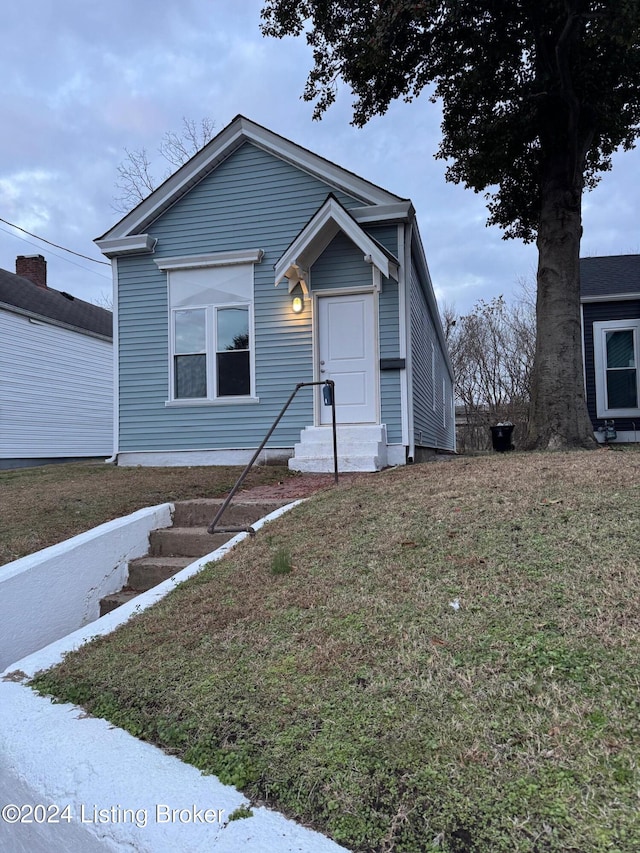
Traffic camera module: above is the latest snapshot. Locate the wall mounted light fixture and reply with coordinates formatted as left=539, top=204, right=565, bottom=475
left=291, top=295, right=304, bottom=314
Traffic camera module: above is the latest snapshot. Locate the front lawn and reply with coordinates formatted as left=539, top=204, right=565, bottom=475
left=32, top=449, right=640, bottom=852
left=0, top=461, right=290, bottom=565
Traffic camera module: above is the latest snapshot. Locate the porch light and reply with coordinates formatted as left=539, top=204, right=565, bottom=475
left=291, top=295, right=304, bottom=314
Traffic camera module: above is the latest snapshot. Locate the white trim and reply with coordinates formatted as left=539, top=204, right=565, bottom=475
left=166, top=263, right=256, bottom=403
left=95, top=235, right=156, bottom=257
left=593, top=318, right=640, bottom=418
left=96, top=116, right=402, bottom=245
left=314, top=289, right=380, bottom=427
left=169, top=303, right=255, bottom=402
left=107, top=258, right=119, bottom=463
left=594, top=429, right=640, bottom=443
left=582, top=292, right=640, bottom=303
left=155, top=249, right=263, bottom=271
left=164, top=397, right=260, bottom=407
left=398, top=222, right=411, bottom=453
left=351, top=202, right=414, bottom=224
left=116, top=448, right=293, bottom=467
left=275, top=197, right=399, bottom=291
left=580, top=303, right=587, bottom=401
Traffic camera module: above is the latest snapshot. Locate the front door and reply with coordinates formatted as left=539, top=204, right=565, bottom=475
left=318, top=293, right=377, bottom=424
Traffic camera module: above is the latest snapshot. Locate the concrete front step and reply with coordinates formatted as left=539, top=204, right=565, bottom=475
left=289, top=424, right=387, bottom=474
left=127, top=556, right=193, bottom=592
left=289, top=424, right=388, bottom=473
left=149, top=528, right=232, bottom=558
left=100, top=588, right=142, bottom=617
left=172, top=499, right=286, bottom=528
left=99, top=498, right=291, bottom=616
left=289, top=455, right=386, bottom=473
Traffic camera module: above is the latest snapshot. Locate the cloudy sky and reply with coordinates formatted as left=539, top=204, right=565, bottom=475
left=1, top=0, right=638, bottom=314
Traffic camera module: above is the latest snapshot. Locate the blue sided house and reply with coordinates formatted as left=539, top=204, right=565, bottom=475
left=96, top=116, right=455, bottom=471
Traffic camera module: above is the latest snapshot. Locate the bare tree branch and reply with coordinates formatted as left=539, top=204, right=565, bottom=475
left=112, top=117, right=216, bottom=214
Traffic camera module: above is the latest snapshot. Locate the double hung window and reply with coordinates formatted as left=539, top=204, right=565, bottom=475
left=593, top=319, right=640, bottom=417
left=160, top=252, right=260, bottom=402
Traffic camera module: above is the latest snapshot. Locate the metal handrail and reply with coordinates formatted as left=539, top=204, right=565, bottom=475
left=207, top=380, right=338, bottom=534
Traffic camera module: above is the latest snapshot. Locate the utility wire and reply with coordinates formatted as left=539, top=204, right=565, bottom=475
left=0, top=216, right=111, bottom=265
left=0, top=225, right=111, bottom=281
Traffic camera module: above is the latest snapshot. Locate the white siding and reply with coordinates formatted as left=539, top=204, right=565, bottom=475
left=0, top=310, right=113, bottom=459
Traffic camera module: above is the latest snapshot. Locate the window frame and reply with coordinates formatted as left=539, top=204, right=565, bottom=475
left=158, top=252, right=261, bottom=406
left=169, top=302, right=255, bottom=403
left=593, top=318, right=640, bottom=418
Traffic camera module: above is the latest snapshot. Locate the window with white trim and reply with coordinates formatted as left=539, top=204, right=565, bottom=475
left=167, top=261, right=255, bottom=401
left=593, top=319, right=640, bottom=417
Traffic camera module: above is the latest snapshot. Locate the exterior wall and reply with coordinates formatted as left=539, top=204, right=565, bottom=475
left=582, top=299, right=640, bottom=434
left=117, top=142, right=363, bottom=454
left=410, top=262, right=455, bottom=451
left=0, top=309, right=113, bottom=459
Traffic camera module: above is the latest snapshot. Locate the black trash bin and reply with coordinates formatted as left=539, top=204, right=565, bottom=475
left=490, top=423, right=514, bottom=452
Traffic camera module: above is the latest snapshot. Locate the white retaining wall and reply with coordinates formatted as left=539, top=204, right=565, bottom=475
left=0, top=504, right=173, bottom=671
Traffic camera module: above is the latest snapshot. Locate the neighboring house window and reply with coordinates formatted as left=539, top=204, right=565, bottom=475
left=593, top=319, right=640, bottom=417
left=159, top=252, right=261, bottom=403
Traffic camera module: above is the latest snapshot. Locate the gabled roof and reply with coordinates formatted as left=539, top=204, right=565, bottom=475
left=96, top=115, right=406, bottom=256
left=580, top=254, right=640, bottom=301
left=0, top=267, right=112, bottom=340
left=275, top=195, right=399, bottom=293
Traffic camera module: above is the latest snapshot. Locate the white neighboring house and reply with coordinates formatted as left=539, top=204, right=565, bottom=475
left=0, top=254, right=113, bottom=468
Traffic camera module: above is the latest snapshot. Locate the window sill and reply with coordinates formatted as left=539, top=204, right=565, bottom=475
left=596, top=408, right=640, bottom=419
left=165, top=397, right=260, bottom=407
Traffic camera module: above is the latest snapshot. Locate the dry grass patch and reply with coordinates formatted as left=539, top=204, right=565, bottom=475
left=33, top=449, right=640, bottom=852
left=0, top=462, right=291, bottom=565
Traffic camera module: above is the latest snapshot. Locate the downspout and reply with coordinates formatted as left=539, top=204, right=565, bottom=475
left=104, top=256, right=119, bottom=464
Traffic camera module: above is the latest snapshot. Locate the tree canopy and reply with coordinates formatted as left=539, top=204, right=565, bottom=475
left=261, top=0, right=640, bottom=448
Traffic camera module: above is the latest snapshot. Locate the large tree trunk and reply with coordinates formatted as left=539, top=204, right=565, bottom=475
left=526, top=176, right=597, bottom=450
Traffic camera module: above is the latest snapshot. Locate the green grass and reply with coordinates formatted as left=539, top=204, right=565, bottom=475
left=30, top=449, right=640, bottom=852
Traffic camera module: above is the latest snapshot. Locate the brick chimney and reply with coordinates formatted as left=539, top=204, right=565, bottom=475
left=16, top=254, right=47, bottom=288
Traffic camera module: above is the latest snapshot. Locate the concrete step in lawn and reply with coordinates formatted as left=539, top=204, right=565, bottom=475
left=99, top=499, right=286, bottom=617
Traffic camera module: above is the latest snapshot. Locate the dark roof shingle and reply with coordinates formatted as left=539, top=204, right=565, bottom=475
left=580, top=254, right=640, bottom=299
left=0, top=267, right=112, bottom=339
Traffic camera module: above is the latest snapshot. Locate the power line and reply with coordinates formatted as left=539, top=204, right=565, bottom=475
left=0, top=216, right=111, bottom=265
left=0, top=225, right=111, bottom=281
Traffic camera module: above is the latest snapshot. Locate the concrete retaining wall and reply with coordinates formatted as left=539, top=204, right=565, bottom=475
left=0, top=504, right=173, bottom=671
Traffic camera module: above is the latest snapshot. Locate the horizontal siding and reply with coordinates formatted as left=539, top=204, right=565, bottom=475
left=118, top=143, right=362, bottom=452
left=583, top=300, right=640, bottom=430
left=0, top=310, right=112, bottom=458
left=310, top=231, right=371, bottom=291
left=365, top=224, right=398, bottom=258
left=410, top=262, right=455, bottom=451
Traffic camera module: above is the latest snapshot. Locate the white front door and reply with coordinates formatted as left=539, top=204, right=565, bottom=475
left=318, top=293, right=377, bottom=424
